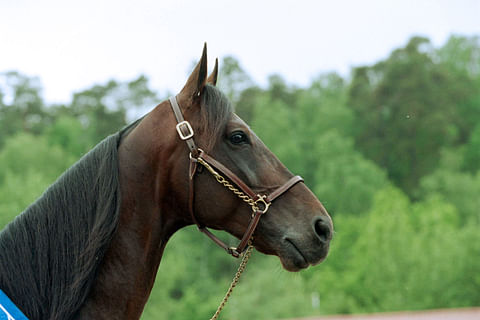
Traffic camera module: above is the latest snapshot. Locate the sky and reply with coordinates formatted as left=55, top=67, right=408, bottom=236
left=1, top=0, right=479, bottom=104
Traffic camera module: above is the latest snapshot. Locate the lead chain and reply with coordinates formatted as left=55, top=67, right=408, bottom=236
left=196, top=157, right=259, bottom=212
left=209, top=240, right=254, bottom=320
left=195, top=156, right=257, bottom=319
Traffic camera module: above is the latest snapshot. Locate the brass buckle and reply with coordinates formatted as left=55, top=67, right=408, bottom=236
left=228, top=247, right=241, bottom=258
left=254, top=195, right=271, bottom=214
left=176, top=121, right=194, bottom=140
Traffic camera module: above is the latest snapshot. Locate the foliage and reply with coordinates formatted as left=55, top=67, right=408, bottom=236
left=308, top=187, right=480, bottom=314
left=218, top=56, right=254, bottom=106
left=0, top=133, right=76, bottom=229
left=418, top=148, right=480, bottom=225
left=463, top=123, right=480, bottom=172
left=0, top=35, right=479, bottom=319
left=0, top=72, right=46, bottom=147
left=348, top=36, right=479, bottom=195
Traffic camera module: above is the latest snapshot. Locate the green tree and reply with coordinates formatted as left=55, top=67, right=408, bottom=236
left=0, top=171, right=53, bottom=229
left=0, top=133, right=75, bottom=184
left=313, top=131, right=388, bottom=215
left=45, top=116, right=93, bottom=157
left=218, top=56, right=253, bottom=105
left=0, top=133, right=76, bottom=229
left=463, top=123, right=480, bottom=173
left=251, top=95, right=302, bottom=173
left=0, top=72, right=46, bottom=147
left=436, top=35, right=480, bottom=142
left=307, top=186, right=480, bottom=314
left=349, top=37, right=464, bottom=194
left=234, top=86, right=263, bottom=124
left=69, top=80, right=127, bottom=142
left=419, top=147, right=480, bottom=224
left=66, top=75, right=158, bottom=143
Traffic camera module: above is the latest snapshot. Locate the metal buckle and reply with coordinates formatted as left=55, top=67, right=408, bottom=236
left=228, top=247, right=241, bottom=258
left=176, top=121, right=194, bottom=140
left=254, top=195, right=271, bottom=214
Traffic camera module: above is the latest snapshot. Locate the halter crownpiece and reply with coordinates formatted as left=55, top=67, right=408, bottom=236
left=168, top=96, right=304, bottom=258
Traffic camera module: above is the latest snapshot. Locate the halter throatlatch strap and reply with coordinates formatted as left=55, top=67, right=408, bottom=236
left=168, top=95, right=304, bottom=258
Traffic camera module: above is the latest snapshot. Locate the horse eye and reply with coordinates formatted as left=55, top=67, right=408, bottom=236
left=229, top=131, right=249, bottom=145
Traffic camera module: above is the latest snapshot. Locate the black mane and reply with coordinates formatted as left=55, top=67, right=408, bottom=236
left=199, top=84, right=234, bottom=151
left=0, top=128, right=127, bottom=319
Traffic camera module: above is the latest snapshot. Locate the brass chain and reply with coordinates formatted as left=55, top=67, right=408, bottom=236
left=194, top=156, right=257, bottom=319
left=196, top=157, right=259, bottom=212
left=209, top=240, right=254, bottom=320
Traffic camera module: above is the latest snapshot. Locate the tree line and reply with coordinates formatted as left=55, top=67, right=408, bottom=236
left=0, top=35, right=479, bottom=319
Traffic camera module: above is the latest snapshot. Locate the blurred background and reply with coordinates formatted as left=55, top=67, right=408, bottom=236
left=1, top=1, right=479, bottom=319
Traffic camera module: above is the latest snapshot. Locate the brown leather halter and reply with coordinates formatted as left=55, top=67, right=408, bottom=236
left=169, top=96, right=304, bottom=258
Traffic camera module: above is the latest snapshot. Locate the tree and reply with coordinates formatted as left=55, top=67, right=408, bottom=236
left=436, top=35, right=480, bottom=142
left=305, top=186, right=480, bottom=315
left=218, top=56, right=253, bottom=105
left=313, top=131, right=388, bottom=215
left=0, top=133, right=74, bottom=184
left=0, top=133, right=76, bottom=229
left=67, top=75, right=158, bottom=143
left=0, top=72, right=46, bottom=147
left=419, top=147, right=480, bottom=224
left=349, top=37, right=464, bottom=194
left=45, top=116, right=93, bottom=157
left=463, top=122, right=480, bottom=173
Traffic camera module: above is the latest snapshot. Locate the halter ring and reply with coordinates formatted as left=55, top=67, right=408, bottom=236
left=254, top=195, right=271, bottom=214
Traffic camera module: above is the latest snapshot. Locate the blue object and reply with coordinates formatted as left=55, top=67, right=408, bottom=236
left=0, top=290, right=28, bottom=320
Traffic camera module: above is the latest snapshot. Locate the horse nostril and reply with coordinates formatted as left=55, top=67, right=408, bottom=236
left=313, top=216, right=332, bottom=243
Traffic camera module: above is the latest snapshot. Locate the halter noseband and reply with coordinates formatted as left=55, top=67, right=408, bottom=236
left=169, top=96, right=304, bottom=258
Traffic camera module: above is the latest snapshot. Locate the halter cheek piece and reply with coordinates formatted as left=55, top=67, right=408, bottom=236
left=169, top=96, right=304, bottom=258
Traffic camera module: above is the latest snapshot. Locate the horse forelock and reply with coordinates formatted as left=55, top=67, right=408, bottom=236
left=198, top=84, right=234, bottom=151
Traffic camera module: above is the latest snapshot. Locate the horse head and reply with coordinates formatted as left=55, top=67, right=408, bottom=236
left=159, top=44, right=333, bottom=271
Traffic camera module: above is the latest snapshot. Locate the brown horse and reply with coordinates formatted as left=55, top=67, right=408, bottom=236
left=0, top=44, right=332, bottom=319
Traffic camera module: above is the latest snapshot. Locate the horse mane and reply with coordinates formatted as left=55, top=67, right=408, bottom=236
left=0, top=120, right=139, bottom=320
left=199, top=84, right=234, bottom=151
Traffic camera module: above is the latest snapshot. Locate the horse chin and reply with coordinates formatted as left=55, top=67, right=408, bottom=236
left=254, top=236, right=330, bottom=272
left=277, top=240, right=312, bottom=272
left=278, top=254, right=309, bottom=272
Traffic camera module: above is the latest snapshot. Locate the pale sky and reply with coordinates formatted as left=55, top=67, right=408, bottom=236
left=1, top=0, right=479, bottom=104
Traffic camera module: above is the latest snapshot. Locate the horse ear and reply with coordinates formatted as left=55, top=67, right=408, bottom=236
left=207, top=58, right=218, bottom=86
left=178, top=43, right=208, bottom=104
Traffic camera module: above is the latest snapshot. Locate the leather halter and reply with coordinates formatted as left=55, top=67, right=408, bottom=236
left=169, top=96, right=304, bottom=258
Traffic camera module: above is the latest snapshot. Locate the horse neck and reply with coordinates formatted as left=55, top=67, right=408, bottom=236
left=77, top=104, right=190, bottom=319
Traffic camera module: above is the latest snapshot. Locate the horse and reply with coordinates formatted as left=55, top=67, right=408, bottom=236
left=0, top=44, right=333, bottom=320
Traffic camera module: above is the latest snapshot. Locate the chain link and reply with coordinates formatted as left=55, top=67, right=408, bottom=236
left=195, top=156, right=257, bottom=319
left=209, top=241, right=254, bottom=320
left=197, top=157, right=259, bottom=212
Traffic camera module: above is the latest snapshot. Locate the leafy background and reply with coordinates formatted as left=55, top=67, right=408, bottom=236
left=0, top=35, right=479, bottom=319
